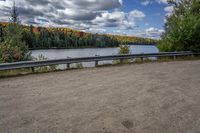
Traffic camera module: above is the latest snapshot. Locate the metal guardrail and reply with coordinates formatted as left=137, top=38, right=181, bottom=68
left=0, top=51, right=194, bottom=71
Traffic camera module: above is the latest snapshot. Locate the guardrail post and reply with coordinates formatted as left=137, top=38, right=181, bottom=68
left=66, top=57, right=70, bottom=69
left=67, top=63, right=70, bottom=69
left=191, top=53, right=194, bottom=58
left=120, top=59, right=123, bottom=64
left=140, top=57, right=144, bottom=62
left=95, top=61, right=98, bottom=67
left=173, top=55, right=176, bottom=60
left=31, top=67, right=35, bottom=73
left=95, top=55, right=99, bottom=67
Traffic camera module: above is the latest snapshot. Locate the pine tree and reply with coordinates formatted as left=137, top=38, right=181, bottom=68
left=10, top=0, right=19, bottom=23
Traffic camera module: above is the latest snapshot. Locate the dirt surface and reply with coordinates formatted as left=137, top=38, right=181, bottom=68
left=0, top=61, right=200, bottom=133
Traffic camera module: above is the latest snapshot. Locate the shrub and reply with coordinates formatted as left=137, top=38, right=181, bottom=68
left=0, top=24, right=31, bottom=63
left=34, top=54, right=58, bottom=72
left=0, top=44, right=30, bottom=63
left=76, top=63, right=83, bottom=69
left=118, top=44, right=130, bottom=54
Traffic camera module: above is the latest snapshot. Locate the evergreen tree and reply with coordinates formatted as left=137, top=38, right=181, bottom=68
left=0, top=25, right=3, bottom=42
left=10, top=0, right=19, bottom=23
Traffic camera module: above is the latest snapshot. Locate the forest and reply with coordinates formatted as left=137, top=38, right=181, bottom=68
left=0, top=22, right=156, bottom=50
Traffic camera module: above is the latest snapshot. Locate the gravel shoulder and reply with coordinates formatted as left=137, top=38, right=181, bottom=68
left=0, top=60, right=200, bottom=133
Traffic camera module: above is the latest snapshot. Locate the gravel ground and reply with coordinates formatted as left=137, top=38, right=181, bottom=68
left=0, top=60, right=200, bottom=133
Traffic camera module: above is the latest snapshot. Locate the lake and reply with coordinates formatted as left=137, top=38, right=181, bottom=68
left=31, top=45, right=159, bottom=68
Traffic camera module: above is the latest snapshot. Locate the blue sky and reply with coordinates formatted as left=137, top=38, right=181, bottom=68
left=113, top=0, right=172, bottom=39
left=124, top=0, right=165, bottom=28
left=0, top=0, right=173, bottom=39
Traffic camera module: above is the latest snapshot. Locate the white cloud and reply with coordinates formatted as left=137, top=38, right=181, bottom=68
left=92, top=11, right=126, bottom=27
left=1, top=0, right=163, bottom=37
left=141, top=0, right=153, bottom=6
left=129, top=10, right=146, bottom=19
left=119, top=0, right=123, bottom=5
left=145, top=27, right=164, bottom=39
left=0, top=0, right=122, bottom=25
left=0, top=0, right=148, bottom=34
left=86, top=28, right=106, bottom=34
left=146, top=27, right=164, bottom=33
left=141, top=0, right=168, bottom=5
left=92, top=9, right=145, bottom=30
left=157, top=0, right=168, bottom=4
left=134, top=27, right=164, bottom=39
left=164, top=5, right=174, bottom=16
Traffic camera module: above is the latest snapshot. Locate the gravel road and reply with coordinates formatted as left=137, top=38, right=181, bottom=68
left=0, top=61, right=200, bottom=133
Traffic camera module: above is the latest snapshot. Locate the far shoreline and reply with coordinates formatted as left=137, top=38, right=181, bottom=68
left=29, top=44, right=157, bottom=51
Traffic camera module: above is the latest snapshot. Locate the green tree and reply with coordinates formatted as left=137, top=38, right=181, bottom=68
left=0, top=25, right=3, bottom=42
left=0, top=0, right=30, bottom=63
left=158, top=0, right=200, bottom=52
left=22, top=27, right=37, bottom=49
left=1, top=24, right=30, bottom=62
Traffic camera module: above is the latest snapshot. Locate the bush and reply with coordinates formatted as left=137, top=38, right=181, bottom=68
left=0, top=24, right=31, bottom=63
left=0, top=44, right=30, bottom=63
left=34, top=54, right=58, bottom=72
left=117, top=44, right=131, bottom=64
left=76, top=63, right=83, bottom=69
left=119, top=44, right=130, bottom=54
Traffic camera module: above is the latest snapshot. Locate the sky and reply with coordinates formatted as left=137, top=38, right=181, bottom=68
left=0, top=0, right=174, bottom=39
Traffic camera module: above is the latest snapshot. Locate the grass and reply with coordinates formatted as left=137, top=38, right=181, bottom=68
left=0, top=68, right=33, bottom=78
left=0, top=55, right=199, bottom=78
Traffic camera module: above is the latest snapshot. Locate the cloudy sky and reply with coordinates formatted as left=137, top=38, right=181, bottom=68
left=0, top=0, right=174, bottom=39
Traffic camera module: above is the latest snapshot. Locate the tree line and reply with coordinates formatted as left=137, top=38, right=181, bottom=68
left=0, top=23, right=156, bottom=50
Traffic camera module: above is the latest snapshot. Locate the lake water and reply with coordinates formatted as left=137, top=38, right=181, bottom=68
left=31, top=45, right=159, bottom=68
